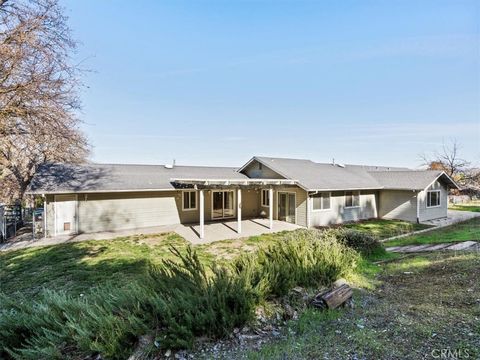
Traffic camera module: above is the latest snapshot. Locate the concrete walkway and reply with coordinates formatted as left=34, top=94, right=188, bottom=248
left=386, top=241, right=479, bottom=253
left=421, top=209, right=480, bottom=226
left=0, top=218, right=300, bottom=252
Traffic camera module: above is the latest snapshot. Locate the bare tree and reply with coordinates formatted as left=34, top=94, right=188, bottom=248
left=420, top=139, right=470, bottom=178
left=0, top=0, right=88, bottom=201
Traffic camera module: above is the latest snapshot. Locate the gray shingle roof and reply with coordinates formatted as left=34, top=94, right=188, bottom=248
left=27, top=163, right=248, bottom=194
left=27, top=157, right=459, bottom=194
left=253, top=157, right=382, bottom=190
left=251, top=157, right=459, bottom=191
left=367, top=170, right=457, bottom=190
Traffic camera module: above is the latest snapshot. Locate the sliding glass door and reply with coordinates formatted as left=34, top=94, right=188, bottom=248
left=212, top=190, right=235, bottom=219
left=278, top=192, right=296, bottom=224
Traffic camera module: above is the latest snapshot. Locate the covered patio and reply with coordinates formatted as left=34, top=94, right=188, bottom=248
left=172, top=178, right=299, bottom=240
left=175, top=218, right=301, bottom=244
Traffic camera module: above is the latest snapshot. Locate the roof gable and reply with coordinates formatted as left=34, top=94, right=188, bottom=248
left=238, top=157, right=287, bottom=180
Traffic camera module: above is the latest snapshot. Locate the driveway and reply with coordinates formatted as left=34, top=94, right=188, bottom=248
left=420, top=210, right=480, bottom=226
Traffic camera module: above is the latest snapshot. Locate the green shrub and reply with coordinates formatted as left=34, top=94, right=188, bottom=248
left=0, top=230, right=360, bottom=358
left=333, top=229, right=385, bottom=256
left=234, top=229, right=359, bottom=298
left=147, top=247, right=257, bottom=349
left=0, top=284, right=152, bottom=360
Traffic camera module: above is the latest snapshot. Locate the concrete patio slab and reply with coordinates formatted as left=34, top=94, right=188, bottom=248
left=0, top=218, right=300, bottom=251
left=175, top=219, right=301, bottom=244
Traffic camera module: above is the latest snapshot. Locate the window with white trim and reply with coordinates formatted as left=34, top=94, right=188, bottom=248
left=312, top=192, right=331, bottom=210
left=427, top=190, right=440, bottom=208
left=261, top=189, right=270, bottom=207
left=182, top=191, right=197, bottom=210
left=345, top=191, right=360, bottom=208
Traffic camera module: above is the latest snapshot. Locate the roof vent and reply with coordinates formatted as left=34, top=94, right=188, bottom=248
left=164, top=159, right=175, bottom=169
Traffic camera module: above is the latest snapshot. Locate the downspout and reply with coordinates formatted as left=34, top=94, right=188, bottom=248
left=43, top=194, right=47, bottom=239
left=306, top=192, right=311, bottom=228
left=416, top=190, right=420, bottom=224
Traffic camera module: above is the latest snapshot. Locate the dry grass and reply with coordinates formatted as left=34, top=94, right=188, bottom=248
left=243, top=251, right=480, bottom=359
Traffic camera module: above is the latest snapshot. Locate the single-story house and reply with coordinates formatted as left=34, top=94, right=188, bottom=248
left=27, top=156, right=459, bottom=239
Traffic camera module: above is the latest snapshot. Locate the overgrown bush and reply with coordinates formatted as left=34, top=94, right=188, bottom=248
left=233, top=229, right=359, bottom=298
left=0, top=230, right=360, bottom=358
left=0, top=283, right=152, bottom=359
left=147, top=247, right=257, bottom=349
left=333, top=229, right=385, bottom=256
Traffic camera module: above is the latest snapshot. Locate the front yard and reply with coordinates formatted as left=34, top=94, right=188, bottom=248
left=0, top=218, right=479, bottom=359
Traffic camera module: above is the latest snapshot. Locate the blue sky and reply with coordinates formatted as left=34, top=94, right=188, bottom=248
left=64, top=0, right=479, bottom=168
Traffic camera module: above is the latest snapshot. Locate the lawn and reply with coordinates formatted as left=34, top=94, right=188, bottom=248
left=341, top=218, right=431, bottom=239
left=0, top=232, right=187, bottom=297
left=0, top=229, right=302, bottom=298
left=1, top=220, right=478, bottom=359
left=384, top=217, right=480, bottom=247
left=449, top=202, right=480, bottom=212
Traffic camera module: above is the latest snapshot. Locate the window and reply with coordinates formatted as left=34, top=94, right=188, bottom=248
left=312, top=192, right=331, bottom=211
left=182, top=191, right=197, bottom=210
left=345, top=191, right=360, bottom=207
left=261, top=189, right=270, bottom=207
left=427, top=190, right=441, bottom=208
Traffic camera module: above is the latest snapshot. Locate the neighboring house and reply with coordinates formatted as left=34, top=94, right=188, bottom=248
left=26, top=156, right=459, bottom=239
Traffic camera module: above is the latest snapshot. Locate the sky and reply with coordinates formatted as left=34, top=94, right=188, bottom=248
left=63, top=0, right=479, bottom=168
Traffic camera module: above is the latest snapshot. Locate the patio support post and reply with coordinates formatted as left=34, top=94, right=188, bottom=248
left=269, top=188, right=273, bottom=229
left=237, top=188, right=242, bottom=233
left=199, top=189, right=205, bottom=239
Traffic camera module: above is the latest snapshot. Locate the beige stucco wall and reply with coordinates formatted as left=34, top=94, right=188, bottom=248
left=418, top=180, right=448, bottom=221
left=378, top=190, right=418, bottom=222
left=309, top=190, right=378, bottom=227
left=77, top=191, right=181, bottom=233
left=45, top=189, right=263, bottom=235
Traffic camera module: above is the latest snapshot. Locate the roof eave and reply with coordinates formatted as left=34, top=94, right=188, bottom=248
left=25, top=188, right=177, bottom=195
left=306, top=187, right=383, bottom=192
